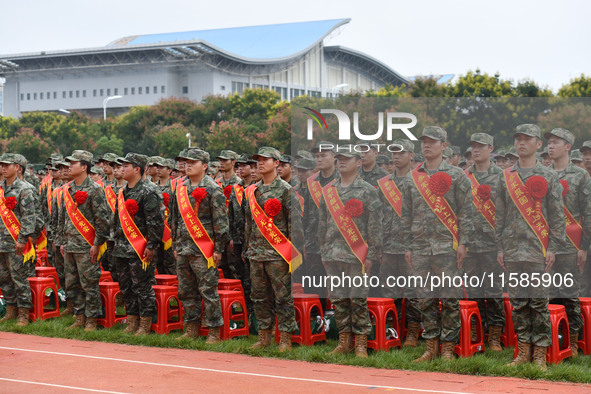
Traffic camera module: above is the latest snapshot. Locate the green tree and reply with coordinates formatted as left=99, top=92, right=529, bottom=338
left=558, top=74, right=591, bottom=97
left=151, top=123, right=194, bottom=158
left=4, top=127, right=54, bottom=163
left=207, top=119, right=257, bottom=156
left=95, top=135, right=124, bottom=156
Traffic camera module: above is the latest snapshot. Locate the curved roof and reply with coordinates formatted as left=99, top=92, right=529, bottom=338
left=109, top=19, right=350, bottom=62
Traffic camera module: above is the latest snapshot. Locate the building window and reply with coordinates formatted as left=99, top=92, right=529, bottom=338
left=145, top=86, right=149, bottom=94
left=124, top=88, right=128, bottom=95
left=47, top=91, right=50, bottom=99
left=161, top=85, right=165, bottom=93
left=182, top=86, right=188, bottom=94
left=154, top=86, right=157, bottom=94
left=131, top=87, right=135, bottom=95
left=100, top=89, right=104, bottom=96
left=138, top=87, right=142, bottom=94
left=76, top=91, right=80, bottom=98
left=40, top=92, right=44, bottom=100
left=114, top=88, right=118, bottom=95
left=27, top=93, right=30, bottom=100
left=20, top=94, right=24, bottom=101
left=53, top=92, right=57, bottom=99
left=220, top=85, right=225, bottom=91
left=34, top=93, right=37, bottom=100
left=69, top=91, right=73, bottom=98
left=83, top=90, right=86, bottom=98
left=107, top=88, right=111, bottom=96
left=93, top=89, right=97, bottom=97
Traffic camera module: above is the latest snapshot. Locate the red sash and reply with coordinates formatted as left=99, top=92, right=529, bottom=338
left=411, top=168, right=459, bottom=250
left=46, top=183, right=53, bottom=215
left=564, top=206, right=583, bottom=250
left=377, top=175, right=402, bottom=217
left=176, top=184, right=216, bottom=267
left=295, top=191, right=304, bottom=217
left=36, top=228, right=48, bottom=252
left=245, top=185, right=302, bottom=272
left=64, top=185, right=96, bottom=246
left=465, top=170, right=495, bottom=229
left=234, top=184, right=244, bottom=206
left=215, top=176, right=223, bottom=189
left=162, top=204, right=172, bottom=251
left=0, top=188, right=36, bottom=263
left=96, top=180, right=104, bottom=189
left=503, top=169, right=549, bottom=256
left=306, top=172, right=323, bottom=208
left=105, top=184, right=117, bottom=214
left=322, top=181, right=369, bottom=269
left=117, top=189, right=148, bottom=264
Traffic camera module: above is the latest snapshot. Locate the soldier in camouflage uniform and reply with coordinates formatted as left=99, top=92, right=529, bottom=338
left=505, top=147, right=518, bottom=167
left=58, top=150, right=112, bottom=331
left=169, top=149, right=229, bottom=342
left=494, top=150, right=508, bottom=169
left=570, top=149, right=584, bottom=169
left=545, top=128, right=591, bottom=357
left=292, top=157, right=316, bottom=291
left=463, top=133, right=505, bottom=351
left=540, top=147, right=553, bottom=167
left=401, top=126, right=474, bottom=362
left=52, top=161, right=73, bottom=314
left=376, top=154, right=389, bottom=173
left=319, top=150, right=382, bottom=357
left=495, top=124, right=566, bottom=370
left=450, top=145, right=461, bottom=167
left=0, top=153, right=38, bottom=326
left=278, top=155, right=300, bottom=188
left=244, top=147, right=303, bottom=352
left=358, top=142, right=389, bottom=187
left=580, top=141, right=591, bottom=298
left=111, top=153, right=164, bottom=335
left=378, top=140, right=422, bottom=347
left=89, top=166, right=105, bottom=183
left=154, top=157, right=176, bottom=275
left=98, top=153, right=119, bottom=187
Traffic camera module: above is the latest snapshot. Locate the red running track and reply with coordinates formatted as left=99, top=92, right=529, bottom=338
left=0, top=332, right=588, bottom=393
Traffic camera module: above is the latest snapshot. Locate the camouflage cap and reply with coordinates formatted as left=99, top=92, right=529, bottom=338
left=236, top=154, right=250, bottom=164
left=119, top=152, right=148, bottom=168
left=495, top=149, right=507, bottom=158
left=295, top=150, right=314, bottom=160
left=376, top=155, right=389, bottom=165
left=175, top=149, right=188, bottom=161
left=443, top=147, right=453, bottom=159
left=246, top=157, right=257, bottom=165
left=570, top=149, right=583, bottom=162
left=99, top=152, right=119, bottom=163
left=392, top=139, right=415, bottom=153
left=165, top=159, right=175, bottom=169
left=90, top=166, right=104, bottom=175
left=0, top=153, right=20, bottom=165
left=451, top=145, right=461, bottom=156
left=56, top=160, right=71, bottom=168
left=47, top=153, right=63, bottom=164
left=514, top=124, right=541, bottom=139
left=66, top=150, right=94, bottom=163
left=179, top=148, right=210, bottom=163
left=216, top=150, right=238, bottom=160
left=311, top=141, right=335, bottom=153
left=294, top=158, right=316, bottom=170
left=279, top=154, right=292, bottom=164
left=335, top=151, right=361, bottom=160
left=540, top=146, right=549, bottom=157
left=505, top=147, right=519, bottom=159
left=210, top=161, right=221, bottom=168
left=253, top=147, right=282, bottom=161
left=544, top=128, right=575, bottom=145
left=148, top=156, right=163, bottom=166
left=580, top=140, right=591, bottom=153
left=465, top=147, right=472, bottom=157
left=418, top=126, right=447, bottom=141
left=470, top=133, right=494, bottom=146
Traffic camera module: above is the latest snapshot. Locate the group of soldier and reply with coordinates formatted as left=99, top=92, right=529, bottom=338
left=1, top=122, right=591, bottom=370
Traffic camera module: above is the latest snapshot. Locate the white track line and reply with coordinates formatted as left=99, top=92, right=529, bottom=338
left=0, top=377, right=129, bottom=393
left=0, top=345, right=473, bottom=394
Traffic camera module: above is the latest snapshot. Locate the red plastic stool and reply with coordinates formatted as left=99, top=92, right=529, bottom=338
left=27, top=277, right=60, bottom=321
left=155, top=274, right=178, bottom=287
left=292, top=283, right=304, bottom=295
left=199, top=290, right=249, bottom=339
left=547, top=304, right=572, bottom=364
left=218, top=269, right=224, bottom=279
left=578, top=297, right=591, bottom=355
left=367, top=298, right=401, bottom=351
left=325, top=298, right=333, bottom=311
left=36, top=249, right=49, bottom=267
left=218, top=278, right=243, bottom=293
left=99, top=270, right=113, bottom=283
left=501, top=294, right=516, bottom=348
left=97, top=281, right=126, bottom=328
left=455, top=300, right=485, bottom=357
left=35, top=266, right=60, bottom=289
left=151, top=285, right=183, bottom=334
left=275, top=293, right=326, bottom=346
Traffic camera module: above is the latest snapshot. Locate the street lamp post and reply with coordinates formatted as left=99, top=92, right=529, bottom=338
left=186, top=133, right=191, bottom=147
left=58, top=108, right=70, bottom=115
left=103, top=95, right=123, bottom=120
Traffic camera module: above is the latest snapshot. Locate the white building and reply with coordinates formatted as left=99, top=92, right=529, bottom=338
left=0, top=19, right=408, bottom=118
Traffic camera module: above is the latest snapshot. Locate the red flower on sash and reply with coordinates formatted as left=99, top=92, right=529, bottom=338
left=162, top=192, right=169, bottom=207
left=429, top=172, right=452, bottom=209
left=560, top=179, right=569, bottom=200
left=264, top=198, right=282, bottom=228
left=4, top=196, right=17, bottom=210
left=344, top=198, right=364, bottom=218
left=476, top=184, right=491, bottom=213
left=525, top=176, right=548, bottom=214
left=192, top=187, right=207, bottom=212
left=223, top=185, right=232, bottom=199
left=125, top=199, right=139, bottom=219
left=74, top=191, right=88, bottom=206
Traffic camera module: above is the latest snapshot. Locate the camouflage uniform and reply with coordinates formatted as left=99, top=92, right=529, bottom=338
left=318, top=166, right=382, bottom=335
left=495, top=125, right=566, bottom=347
left=154, top=161, right=176, bottom=276
left=111, top=154, right=164, bottom=318
left=0, top=155, right=37, bottom=310
left=545, top=129, right=591, bottom=338
left=169, top=150, right=229, bottom=327
left=359, top=162, right=389, bottom=187
left=463, top=134, right=505, bottom=330
left=244, top=148, right=303, bottom=333
left=401, top=127, right=474, bottom=343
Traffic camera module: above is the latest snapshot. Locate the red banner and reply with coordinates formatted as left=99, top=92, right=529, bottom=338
left=564, top=207, right=582, bottom=250
left=117, top=189, right=148, bottom=265
left=377, top=175, right=402, bottom=217
left=64, top=185, right=96, bottom=246
left=105, top=184, right=117, bottom=213
left=234, top=184, right=244, bottom=206
left=306, top=172, right=323, bottom=209
left=0, top=188, right=35, bottom=263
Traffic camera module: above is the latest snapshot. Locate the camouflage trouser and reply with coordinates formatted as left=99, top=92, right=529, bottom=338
left=550, top=253, right=582, bottom=334
left=381, top=253, right=421, bottom=324
left=579, top=248, right=591, bottom=297
left=156, top=242, right=177, bottom=276
left=506, top=261, right=551, bottom=347
left=112, top=256, right=156, bottom=317
left=301, top=252, right=327, bottom=311
left=463, top=251, right=505, bottom=328
left=64, top=251, right=102, bottom=318
left=0, top=251, right=35, bottom=308
left=53, top=242, right=67, bottom=297
left=176, top=254, right=223, bottom=327
left=325, top=261, right=371, bottom=335
left=412, top=253, right=461, bottom=342
left=250, top=259, right=297, bottom=332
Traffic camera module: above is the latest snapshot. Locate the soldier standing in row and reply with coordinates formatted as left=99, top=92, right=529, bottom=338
left=170, top=149, right=229, bottom=342
left=495, top=124, right=566, bottom=370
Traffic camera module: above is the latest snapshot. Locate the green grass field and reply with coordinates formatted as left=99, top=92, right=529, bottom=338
left=1, top=316, right=589, bottom=384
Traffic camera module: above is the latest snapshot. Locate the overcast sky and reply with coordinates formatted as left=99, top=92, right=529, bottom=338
left=1, top=0, right=589, bottom=92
